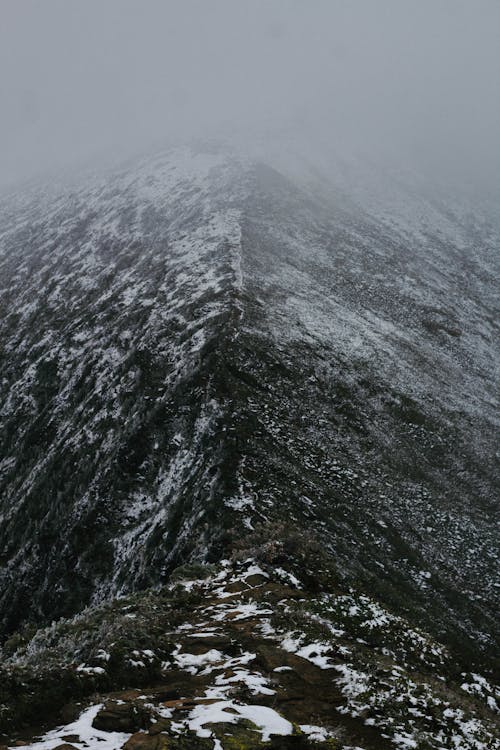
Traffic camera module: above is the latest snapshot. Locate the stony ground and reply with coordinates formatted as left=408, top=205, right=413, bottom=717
left=1, top=555, right=498, bottom=750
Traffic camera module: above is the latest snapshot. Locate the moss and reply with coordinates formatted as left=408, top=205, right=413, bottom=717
left=209, top=718, right=341, bottom=749
left=161, top=734, right=213, bottom=749
left=170, top=563, right=217, bottom=582
left=210, top=719, right=265, bottom=748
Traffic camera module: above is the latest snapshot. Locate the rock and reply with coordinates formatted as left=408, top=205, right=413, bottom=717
left=151, top=688, right=182, bottom=702
left=148, top=719, right=171, bottom=736
left=122, top=732, right=170, bottom=750
left=60, top=736, right=80, bottom=743
left=187, top=635, right=233, bottom=649
left=182, top=636, right=233, bottom=654
left=162, top=698, right=217, bottom=711
left=244, top=574, right=269, bottom=587
left=92, top=701, right=150, bottom=732
left=224, top=581, right=247, bottom=593
left=255, top=643, right=292, bottom=672
left=53, top=744, right=79, bottom=750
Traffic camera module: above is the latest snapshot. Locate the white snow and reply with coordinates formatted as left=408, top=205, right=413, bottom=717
left=76, top=664, right=106, bottom=675
left=300, top=724, right=334, bottom=741
left=281, top=635, right=333, bottom=669
left=185, top=700, right=292, bottom=742
left=8, top=705, right=130, bottom=750
left=173, top=647, right=224, bottom=675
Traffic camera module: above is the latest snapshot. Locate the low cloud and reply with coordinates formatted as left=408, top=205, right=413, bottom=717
left=0, top=0, right=498, bottom=192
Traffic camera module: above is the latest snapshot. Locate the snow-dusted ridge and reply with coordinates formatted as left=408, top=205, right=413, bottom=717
left=2, top=558, right=498, bottom=749
left=0, top=145, right=252, bottom=630
left=0, top=142, right=498, bottom=672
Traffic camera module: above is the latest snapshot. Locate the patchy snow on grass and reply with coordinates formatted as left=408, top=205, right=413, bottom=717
left=281, top=634, right=334, bottom=669
left=211, top=601, right=273, bottom=622
left=300, top=724, right=335, bottom=741
left=333, top=664, right=370, bottom=699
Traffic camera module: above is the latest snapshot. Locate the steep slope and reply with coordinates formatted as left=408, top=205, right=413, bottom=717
left=0, top=148, right=251, bottom=632
left=229, top=162, right=499, bottom=659
left=0, top=144, right=498, bottom=669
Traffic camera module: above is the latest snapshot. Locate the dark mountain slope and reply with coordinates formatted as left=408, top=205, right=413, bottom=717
left=0, top=149, right=252, bottom=632
left=0, top=145, right=498, bottom=670
left=229, top=163, right=499, bottom=659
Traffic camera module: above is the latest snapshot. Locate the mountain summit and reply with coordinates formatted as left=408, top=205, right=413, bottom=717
left=0, top=145, right=498, bottom=748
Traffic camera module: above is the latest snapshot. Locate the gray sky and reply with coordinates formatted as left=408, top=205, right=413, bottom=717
left=0, top=0, right=499, bottom=191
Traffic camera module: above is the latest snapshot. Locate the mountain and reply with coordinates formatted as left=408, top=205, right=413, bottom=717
left=0, top=144, right=498, bottom=749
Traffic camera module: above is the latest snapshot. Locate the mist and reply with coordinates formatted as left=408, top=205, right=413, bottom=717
left=1, top=0, right=499, bottom=193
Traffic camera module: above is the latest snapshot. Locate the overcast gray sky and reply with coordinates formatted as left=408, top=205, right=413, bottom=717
left=0, top=0, right=499, bottom=191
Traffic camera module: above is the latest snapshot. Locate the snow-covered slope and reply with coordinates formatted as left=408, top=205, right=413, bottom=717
left=0, top=147, right=252, bottom=630
left=0, top=145, right=498, bottom=665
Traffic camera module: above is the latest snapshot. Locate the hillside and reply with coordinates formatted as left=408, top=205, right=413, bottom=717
left=0, top=145, right=498, bottom=748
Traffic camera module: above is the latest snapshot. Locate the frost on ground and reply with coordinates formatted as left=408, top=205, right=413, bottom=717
left=0, top=144, right=498, bottom=748
left=1, top=558, right=498, bottom=750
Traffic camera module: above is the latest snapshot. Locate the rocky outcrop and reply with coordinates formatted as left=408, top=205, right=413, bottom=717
left=0, top=559, right=498, bottom=749
left=92, top=702, right=151, bottom=733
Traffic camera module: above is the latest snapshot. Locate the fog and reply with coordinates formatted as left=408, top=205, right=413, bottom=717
left=1, top=0, right=499, bottom=192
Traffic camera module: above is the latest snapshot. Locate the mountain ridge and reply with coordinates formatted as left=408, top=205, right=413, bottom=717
left=0, top=143, right=498, bottom=654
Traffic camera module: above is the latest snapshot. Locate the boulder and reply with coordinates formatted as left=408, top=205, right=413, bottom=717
left=148, top=719, right=171, bottom=736
left=92, top=701, right=150, bottom=732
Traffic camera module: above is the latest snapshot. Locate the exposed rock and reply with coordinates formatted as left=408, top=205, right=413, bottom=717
left=148, top=719, right=172, bottom=736
left=122, top=733, right=170, bottom=750
left=92, top=701, right=151, bottom=733
left=244, top=574, right=269, bottom=587
left=162, top=698, right=217, bottom=711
